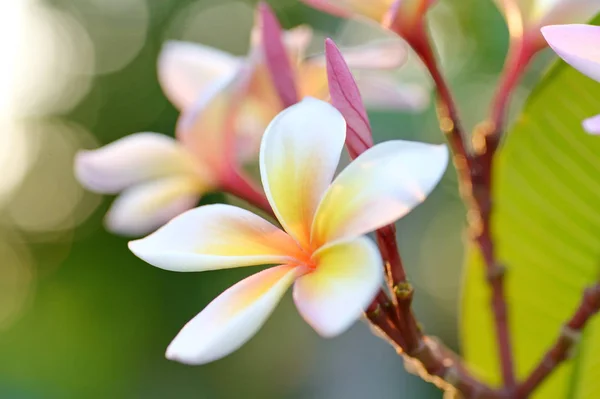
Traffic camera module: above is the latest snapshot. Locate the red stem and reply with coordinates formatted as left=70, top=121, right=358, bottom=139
left=489, top=38, right=535, bottom=147
left=365, top=291, right=502, bottom=399
left=401, top=22, right=517, bottom=389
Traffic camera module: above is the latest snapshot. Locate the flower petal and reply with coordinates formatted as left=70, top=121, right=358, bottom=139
left=311, top=140, right=448, bottom=245
left=325, top=38, right=373, bottom=159
left=496, top=1, right=600, bottom=47
left=176, top=71, right=251, bottom=173
left=258, top=3, right=298, bottom=108
left=583, top=114, right=600, bottom=135
left=309, top=38, right=407, bottom=70
left=158, top=41, right=241, bottom=110
left=105, top=176, right=203, bottom=236
left=167, top=264, right=300, bottom=365
left=75, top=133, right=199, bottom=194
left=128, top=204, right=303, bottom=272
left=542, top=24, right=600, bottom=83
left=260, top=97, right=346, bottom=248
left=301, top=0, right=394, bottom=22
left=283, top=25, right=314, bottom=63
left=293, top=237, right=383, bottom=337
left=356, top=74, right=430, bottom=111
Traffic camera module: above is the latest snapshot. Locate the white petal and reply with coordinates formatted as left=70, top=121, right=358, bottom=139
left=158, top=41, right=242, bottom=110
left=293, top=237, right=383, bottom=337
left=311, top=140, right=448, bottom=245
left=542, top=24, right=600, bottom=82
left=75, top=133, right=199, bottom=194
left=167, top=265, right=299, bottom=365
left=105, top=176, right=202, bottom=236
left=128, top=204, right=303, bottom=272
left=583, top=114, right=600, bottom=135
left=259, top=97, right=346, bottom=248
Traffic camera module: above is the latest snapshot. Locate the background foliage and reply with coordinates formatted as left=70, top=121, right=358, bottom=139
left=0, top=0, right=558, bottom=398
left=462, top=14, right=600, bottom=399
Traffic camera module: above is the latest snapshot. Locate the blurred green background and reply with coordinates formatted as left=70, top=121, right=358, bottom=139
left=0, top=0, right=553, bottom=398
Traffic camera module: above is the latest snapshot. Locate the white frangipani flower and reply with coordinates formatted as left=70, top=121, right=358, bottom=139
left=128, top=98, right=449, bottom=365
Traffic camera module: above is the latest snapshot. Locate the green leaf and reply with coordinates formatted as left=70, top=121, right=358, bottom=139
left=461, top=18, right=600, bottom=398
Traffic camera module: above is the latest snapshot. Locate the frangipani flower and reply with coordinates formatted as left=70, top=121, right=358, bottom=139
left=75, top=74, right=265, bottom=236
left=160, top=10, right=421, bottom=159
left=495, top=0, right=600, bottom=51
left=75, top=132, right=215, bottom=236
left=128, top=98, right=449, bottom=365
left=542, top=24, right=600, bottom=134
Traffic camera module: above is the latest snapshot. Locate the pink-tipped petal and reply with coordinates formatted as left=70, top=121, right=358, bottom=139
left=158, top=41, right=241, bottom=110
left=312, top=140, right=448, bottom=245
left=258, top=3, right=299, bottom=108
left=293, top=237, right=383, bottom=337
left=175, top=75, right=238, bottom=172
left=260, top=98, right=346, bottom=248
left=583, top=114, right=600, bottom=135
left=542, top=24, right=600, bottom=83
left=325, top=39, right=373, bottom=158
left=128, top=204, right=303, bottom=272
left=75, top=133, right=199, bottom=194
left=105, top=176, right=202, bottom=236
left=167, top=265, right=300, bottom=365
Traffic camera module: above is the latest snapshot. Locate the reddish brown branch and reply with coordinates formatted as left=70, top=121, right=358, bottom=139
left=366, top=291, right=503, bottom=399
left=516, top=284, right=600, bottom=398
left=375, top=225, right=422, bottom=351
left=487, top=38, right=535, bottom=152
left=399, top=22, right=517, bottom=389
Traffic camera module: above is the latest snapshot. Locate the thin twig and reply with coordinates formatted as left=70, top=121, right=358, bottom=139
left=399, top=22, right=517, bottom=389
left=366, top=291, right=503, bottom=399
left=516, top=284, right=600, bottom=398
left=486, top=37, right=535, bottom=152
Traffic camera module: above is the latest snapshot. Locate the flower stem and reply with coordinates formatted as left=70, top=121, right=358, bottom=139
left=400, top=22, right=517, bottom=389
left=365, top=291, right=503, bottom=399
left=487, top=37, right=535, bottom=151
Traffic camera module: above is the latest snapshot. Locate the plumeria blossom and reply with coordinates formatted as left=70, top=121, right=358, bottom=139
left=75, top=132, right=217, bottom=236
left=128, top=98, right=449, bottom=365
left=542, top=24, right=600, bottom=134
left=495, top=0, right=600, bottom=51
left=75, top=5, right=416, bottom=237
left=160, top=7, right=423, bottom=158
left=75, top=57, right=266, bottom=237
